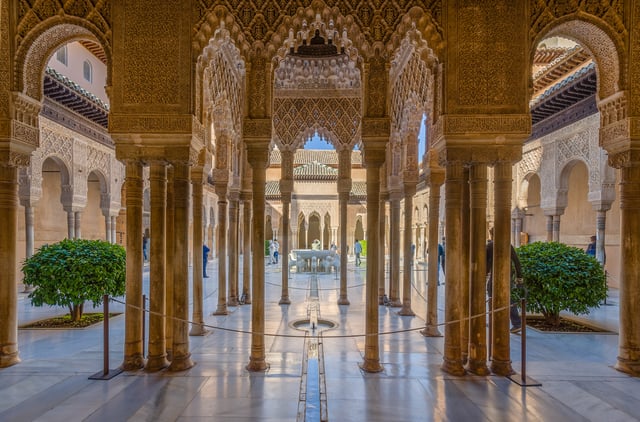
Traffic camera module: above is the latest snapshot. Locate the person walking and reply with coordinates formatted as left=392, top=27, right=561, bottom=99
left=273, top=239, right=280, bottom=264
left=354, top=239, right=362, bottom=266
left=437, top=238, right=445, bottom=283
left=268, top=240, right=275, bottom=265
left=203, top=244, right=210, bottom=278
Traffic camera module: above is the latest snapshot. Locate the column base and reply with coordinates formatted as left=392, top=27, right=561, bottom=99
left=490, top=359, right=514, bottom=376
left=466, top=360, right=490, bottom=376
left=166, top=349, right=173, bottom=362
left=441, top=358, right=466, bottom=376
left=397, top=307, right=415, bottom=316
left=389, top=299, right=402, bottom=308
left=337, top=296, right=350, bottom=305
left=359, top=359, right=384, bottom=373
left=189, top=324, right=208, bottom=336
left=243, top=296, right=252, bottom=305
left=0, top=351, right=20, bottom=368
left=228, top=297, right=240, bottom=306
left=279, top=296, right=291, bottom=305
left=246, top=357, right=269, bottom=372
left=213, top=307, right=229, bottom=315
left=615, top=357, right=640, bottom=377
left=168, top=354, right=194, bottom=371
left=145, top=355, right=169, bottom=372
left=421, top=326, right=442, bottom=337
left=122, top=354, right=145, bottom=371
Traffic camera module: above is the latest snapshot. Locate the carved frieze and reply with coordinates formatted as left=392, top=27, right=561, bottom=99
left=243, top=118, right=272, bottom=139
left=440, top=115, right=531, bottom=135
left=109, top=114, right=195, bottom=133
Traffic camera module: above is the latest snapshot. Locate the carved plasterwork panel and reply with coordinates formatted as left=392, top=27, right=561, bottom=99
left=200, top=24, right=246, bottom=141
left=451, top=1, right=527, bottom=110
left=193, top=1, right=443, bottom=60
left=273, top=96, right=361, bottom=149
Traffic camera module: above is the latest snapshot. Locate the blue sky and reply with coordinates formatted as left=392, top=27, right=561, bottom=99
left=303, top=115, right=427, bottom=157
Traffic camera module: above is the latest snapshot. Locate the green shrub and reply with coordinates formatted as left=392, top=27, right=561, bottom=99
left=22, top=239, right=126, bottom=321
left=516, top=241, right=607, bottom=327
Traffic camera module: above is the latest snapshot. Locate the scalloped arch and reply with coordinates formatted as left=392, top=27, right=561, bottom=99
left=385, top=7, right=444, bottom=62
left=193, top=6, right=253, bottom=62
left=531, top=16, right=625, bottom=99
left=15, top=18, right=112, bottom=101
left=267, top=4, right=370, bottom=66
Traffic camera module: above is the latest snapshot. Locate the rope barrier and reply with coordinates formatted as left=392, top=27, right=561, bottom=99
left=109, top=296, right=517, bottom=339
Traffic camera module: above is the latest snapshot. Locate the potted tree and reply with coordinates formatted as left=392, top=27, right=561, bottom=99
left=516, top=241, right=607, bottom=328
left=22, top=238, right=126, bottom=322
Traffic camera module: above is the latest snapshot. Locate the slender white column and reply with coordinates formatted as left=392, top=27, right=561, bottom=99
left=242, top=196, right=252, bottom=304
left=246, top=143, right=269, bottom=372
left=399, top=184, right=415, bottom=316
left=111, top=216, right=117, bottom=244
left=490, top=161, right=514, bottom=376
left=74, top=211, right=82, bottom=238
left=0, top=165, right=20, bottom=367
left=441, top=161, right=465, bottom=376
left=422, top=177, right=443, bottom=337
left=122, top=160, right=144, bottom=371
left=146, top=163, right=169, bottom=370
left=466, top=163, right=489, bottom=375
left=360, top=147, right=384, bottom=373
left=168, top=161, right=194, bottom=371
left=105, top=214, right=112, bottom=243
left=213, top=187, right=228, bottom=315
left=228, top=194, right=240, bottom=306
left=388, top=195, right=401, bottom=306
left=190, top=167, right=207, bottom=335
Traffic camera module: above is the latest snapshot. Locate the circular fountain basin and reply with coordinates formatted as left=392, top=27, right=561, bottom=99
left=291, top=319, right=337, bottom=332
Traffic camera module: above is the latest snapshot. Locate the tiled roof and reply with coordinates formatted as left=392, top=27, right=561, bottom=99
left=264, top=180, right=368, bottom=200
left=270, top=149, right=362, bottom=166
left=293, top=161, right=338, bottom=180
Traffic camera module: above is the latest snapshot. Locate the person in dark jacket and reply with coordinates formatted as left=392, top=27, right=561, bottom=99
left=486, top=228, right=522, bottom=333
left=203, top=244, right=210, bottom=278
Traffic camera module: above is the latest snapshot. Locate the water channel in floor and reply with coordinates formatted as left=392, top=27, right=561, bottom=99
left=291, top=264, right=336, bottom=422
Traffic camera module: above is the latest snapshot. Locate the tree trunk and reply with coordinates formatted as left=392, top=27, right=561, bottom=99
left=543, top=311, right=561, bottom=327
left=70, top=304, right=83, bottom=321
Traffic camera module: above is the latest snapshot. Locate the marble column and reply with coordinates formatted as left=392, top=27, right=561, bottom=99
left=24, top=204, right=34, bottom=257
left=105, top=213, right=112, bottom=243
left=279, top=191, right=291, bottom=305
left=378, top=195, right=387, bottom=304
left=146, top=163, right=169, bottom=371
left=280, top=150, right=293, bottom=305
left=122, top=160, right=144, bottom=371
left=490, top=161, right=514, bottom=376
left=242, top=195, right=252, bottom=304
left=595, top=208, right=609, bottom=266
left=552, top=214, right=561, bottom=242
left=441, top=161, right=465, bottom=375
left=74, top=211, right=82, bottom=238
left=545, top=214, right=553, bottom=242
left=512, top=208, right=523, bottom=247
left=0, top=165, right=20, bottom=367
left=399, top=184, right=416, bottom=316
left=190, top=167, right=207, bottom=334
left=168, top=161, right=194, bottom=371
left=422, top=176, right=443, bottom=337
left=615, top=165, right=640, bottom=376
left=165, top=167, right=175, bottom=360
left=388, top=194, right=401, bottom=307
left=213, top=186, right=228, bottom=315
left=360, top=147, right=385, bottom=373
left=460, top=168, right=470, bottom=364
left=66, top=209, right=74, bottom=239
left=338, top=148, right=351, bottom=305
left=466, top=163, right=490, bottom=375
left=228, top=192, right=240, bottom=306
left=111, top=216, right=117, bottom=244
left=246, top=142, right=269, bottom=372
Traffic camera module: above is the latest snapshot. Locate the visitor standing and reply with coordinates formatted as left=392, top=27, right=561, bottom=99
left=586, top=235, right=596, bottom=257
left=268, top=240, right=275, bottom=265
left=354, top=239, right=362, bottom=266
left=273, top=239, right=280, bottom=264
left=203, top=244, right=210, bottom=278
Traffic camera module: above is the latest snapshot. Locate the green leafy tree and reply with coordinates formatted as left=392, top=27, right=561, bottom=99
left=22, top=239, right=126, bottom=321
left=516, top=241, right=607, bottom=327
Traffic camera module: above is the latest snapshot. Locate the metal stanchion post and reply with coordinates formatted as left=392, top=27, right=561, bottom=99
left=89, top=295, right=123, bottom=380
left=142, top=294, right=146, bottom=359
left=508, top=289, right=541, bottom=387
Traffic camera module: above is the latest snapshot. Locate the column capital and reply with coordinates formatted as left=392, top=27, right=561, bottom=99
left=245, top=140, right=270, bottom=170
left=361, top=144, right=386, bottom=169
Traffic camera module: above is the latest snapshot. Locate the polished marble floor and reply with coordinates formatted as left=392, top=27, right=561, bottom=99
left=1, top=257, right=638, bottom=421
